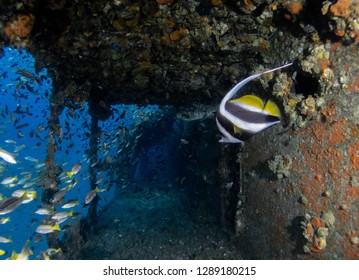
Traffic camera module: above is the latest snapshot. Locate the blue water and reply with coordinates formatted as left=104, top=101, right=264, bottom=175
left=0, top=47, right=168, bottom=259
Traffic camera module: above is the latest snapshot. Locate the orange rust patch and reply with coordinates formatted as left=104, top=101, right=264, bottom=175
left=347, top=74, right=359, bottom=93
left=156, top=0, right=172, bottom=4
left=330, top=42, right=343, bottom=52
left=351, top=31, right=359, bottom=42
left=343, top=232, right=359, bottom=258
left=348, top=140, right=359, bottom=170
left=283, top=13, right=292, bottom=21
left=334, top=28, right=346, bottom=37
left=317, top=58, right=329, bottom=72
left=161, top=34, right=171, bottom=46
left=294, top=116, right=348, bottom=209
left=211, top=0, right=223, bottom=6
left=347, top=188, right=359, bottom=198
left=329, top=0, right=352, bottom=18
left=351, top=125, right=359, bottom=138
left=243, top=0, right=255, bottom=11
left=270, top=3, right=278, bottom=11
left=311, top=217, right=325, bottom=230
left=169, top=30, right=181, bottom=41
left=169, top=27, right=189, bottom=41
left=164, top=17, right=176, bottom=29
left=4, top=14, right=35, bottom=41
left=286, top=0, right=303, bottom=15
left=307, top=244, right=324, bottom=253
left=292, top=98, right=359, bottom=258
left=305, top=223, right=314, bottom=236
left=321, top=100, right=337, bottom=120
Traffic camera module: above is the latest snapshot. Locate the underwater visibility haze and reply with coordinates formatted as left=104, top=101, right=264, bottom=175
left=0, top=47, right=241, bottom=259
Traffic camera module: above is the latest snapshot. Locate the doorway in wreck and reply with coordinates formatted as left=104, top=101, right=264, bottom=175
left=0, top=46, right=243, bottom=260
left=60, top=101, right=243, bottom=259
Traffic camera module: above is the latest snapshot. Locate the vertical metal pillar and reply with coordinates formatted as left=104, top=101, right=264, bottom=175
left=40, top=91, right=64, bottom=249
left=88, top=107, right=99, bottom=226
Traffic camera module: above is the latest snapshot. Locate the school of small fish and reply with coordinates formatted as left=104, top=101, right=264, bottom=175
left=0, top=48, right=119, bottom=259
left=0, top=99, right=172, bottom=259
left=1, top=48, right=169, bottom=259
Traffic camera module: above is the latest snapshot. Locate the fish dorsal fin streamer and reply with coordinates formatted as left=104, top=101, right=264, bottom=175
left=230, top=95, right=264, bottom=110
left=264, top=99, right=281, bottom=118
left=220, top=62, right=293, bottom=106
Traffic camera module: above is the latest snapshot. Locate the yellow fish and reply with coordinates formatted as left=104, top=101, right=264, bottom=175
left=66, top=163, right=82, bottom=178
left=1, top=176, right=18, bottom=185
left=35, top=223, right=61, bottom=234
left=7, top=240, right=33, bottom=260
left=85, top=187, right=107, bottom=204
left=0, top=148, right=17, bottom=164
left=0, top=192, right=27, bottom=215
left=0, top=236, right=12, bottom=243
left=0, top=217, right=10, bottom=224
left=216, top=63, right=292, bottom=143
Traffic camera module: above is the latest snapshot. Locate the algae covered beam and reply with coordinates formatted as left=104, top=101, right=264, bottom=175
left=39, top=91, right=65, bottom=249
left=39, top=91, right=64, bottom=194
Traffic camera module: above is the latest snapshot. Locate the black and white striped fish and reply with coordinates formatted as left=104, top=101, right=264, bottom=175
left=216, top=63, right=293, bottom=143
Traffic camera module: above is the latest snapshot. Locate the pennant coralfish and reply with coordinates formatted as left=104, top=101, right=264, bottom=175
left=216, top=63, right=293, bottom=143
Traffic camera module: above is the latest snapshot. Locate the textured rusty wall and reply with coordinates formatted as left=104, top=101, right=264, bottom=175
left=3, top=0, right=358, bottom=108
left=235, top=42, right=359, bottom=259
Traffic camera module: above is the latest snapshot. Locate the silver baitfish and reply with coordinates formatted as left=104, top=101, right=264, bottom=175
left=0, top=194, right=25, bottom=215
left=216, top=63, right=293, bottom=143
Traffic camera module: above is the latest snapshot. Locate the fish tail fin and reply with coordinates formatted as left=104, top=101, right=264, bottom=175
left=20, top=240, right=33, bottom=257
left=9, top=251, right=18, bottom=260
left=29, top=191, right=37, bottom=200
left=53, top=224, right=61, bottom=231
left=66, top=171, right=73, bottom=178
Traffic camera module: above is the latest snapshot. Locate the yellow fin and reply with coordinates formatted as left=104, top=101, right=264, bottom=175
left=20, top=191, right=28, bottom=200
left=264, top=99, right=281, bottom=118
left=233, top=125, right=242, bottom=135
left=66, top=171, right=73, bottom=178
left=230, top=95, right=265, bottom=110
left=8, top=251, right=18, bottom=260
left=40, top=251, right=51, bottom=260
left=31, top=191, right=37, bottom=200
left=52, top=224, right=61, bottom=231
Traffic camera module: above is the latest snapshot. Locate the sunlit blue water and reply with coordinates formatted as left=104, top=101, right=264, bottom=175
left=0, top=47, right=166, bottom=259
